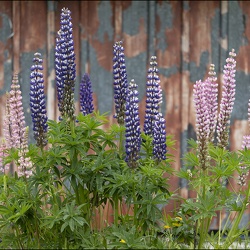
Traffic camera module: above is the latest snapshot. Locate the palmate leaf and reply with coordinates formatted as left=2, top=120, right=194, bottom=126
left=7, top=204, right=32, bottom=222
left=0, top=205, right=12, bottom=216
left=182, top=151, right=199, bottom=168
left=187, top=138, right=198, bottom=149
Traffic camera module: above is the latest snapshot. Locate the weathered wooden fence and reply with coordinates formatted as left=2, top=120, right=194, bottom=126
left=0, top=0, right=250, bottom=228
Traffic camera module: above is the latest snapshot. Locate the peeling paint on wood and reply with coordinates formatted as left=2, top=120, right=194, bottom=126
left=0, top=0, right=250, bottom=228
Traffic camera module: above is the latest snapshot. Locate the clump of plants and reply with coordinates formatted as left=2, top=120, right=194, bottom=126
left=0, top=7, right=249, bottom=249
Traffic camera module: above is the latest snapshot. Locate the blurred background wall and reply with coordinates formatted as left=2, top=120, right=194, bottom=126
left=0, top=0, right=250, bottom=227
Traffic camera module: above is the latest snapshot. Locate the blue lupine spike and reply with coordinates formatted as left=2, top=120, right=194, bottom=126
left=143, top=56, right=163, bottom=136
left=125, top=79, right=141, bottom=168
left=30, top=52, right=48, bottom=147
left=153, top=113, right=167, bottom=161
left=113, top=41, right=128, bottom=125
left=80, top=73, right=94, bottom=115
left=55, top=7, right=76, bottom=121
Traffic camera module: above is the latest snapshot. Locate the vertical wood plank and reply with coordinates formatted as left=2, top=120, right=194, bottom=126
left=12, top=1, right=20, bottom=74
left=180, top=0, right=190, bottom=200
left=154, top=0, right=182, bottom=215
left=46, top=1, right=57, bottom=121
left=19, top=1, right=47, bottom=142
left=0, top=1, right=13, bottom=139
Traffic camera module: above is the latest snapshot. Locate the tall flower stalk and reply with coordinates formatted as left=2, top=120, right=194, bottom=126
left=79, top=73, right=94, bottom=116
left=204, top=64, right=218, bottom=141
left=55, top=7, right=76, bottom=121
left=125, top=79, right=141, bottom=168
left=238, top=98, right=250, bottom=186
left=0, top=142, right=10, bottom=174
left=193, top=79, right=210, bottom=170
left=17, top=127, right=33, bottom=178
left=3, top=93, right=12, bottom=149
left=30, top=52, right=48, bottom=148
left=113, top=41, right=128, bottom=126
left=153, top=113, right=167, bottom=162
left=9, top=74, right=26, bottom=149
left=216, top=49, right=237, bottom=149
left=143, top=56, right=163, bottom=136
left=4, top=74, right=32, bottom=177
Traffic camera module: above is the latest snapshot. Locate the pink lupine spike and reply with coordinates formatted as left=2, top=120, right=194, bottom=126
left=193, top=79, right=210, bottom=170
left=216, top=49, right=237, bottom=149
left=0, top=141, right=10, bottom=174
left=3, top=92, right=12, bottom=148
left=17, top=126, right=32, bottom=178
left=239, top=98, right=250, bottom=186
left=204, top=64, right=218, bottom=142
left=8, top=74, right=26, bottom=149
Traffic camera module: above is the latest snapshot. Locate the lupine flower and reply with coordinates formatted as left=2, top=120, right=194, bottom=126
left=55, top=7, right=76, bottom=120
left=144, top=56, right=163, bottom=136
left=152, top=112, right=167, bottom=161
left=17, top=127, right=32, bottom=178
left=3, top=92, right=12, bottom=148
left=0, top=141, right=10, bottom=174
left=79, top=73, right=94, bottom=115
left=113, top=41, right=128, bottom=125
left=193, top=79, right=210, bottom=170
left=125, top=79, right=141, bottom=168
left=8, top=74, right=26, bottom=149
left=30, top=52, right=48, bottom=148
left=238, top=99, right=250, bottom=186
left=216, top=49, right=237, bottom=149
left=204, top=64, right=218, bottom=141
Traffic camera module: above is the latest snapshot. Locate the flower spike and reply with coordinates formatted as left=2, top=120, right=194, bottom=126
left=153, top=113, right=167, bottom=161
left=125, top=79, right=141, bottom=168
left=144, top=56, right=163, bottom=136
left=216, top=49, right=237, bottom=149
left=79, top=73, right=94, bottom=115
left=113, top=41, right=128, bottom=125
left=30, top=52, right=48, bottom=148
left=55, top=7, right=76, bottom=121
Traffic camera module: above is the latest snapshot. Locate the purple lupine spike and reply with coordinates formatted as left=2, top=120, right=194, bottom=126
left=193, top=79, right=210, bottom=170
left=113, top=41, right=128, bottom=125
left=55, top=30, right=64, bottom=113
left=9, top=74, right=26, bottom=149
left=204, top=64, right=218, bottom=142
left=55, top=7, right=76, bottom=120
left=216, top=49, right=237, bottom=149
left=79, top=73, right=94, bottom=115
left=143, top=56, right=163, bottom=136
left=153, top=113, right=167, bottom=161
left=30, top=52, right=48, bottom=148
left=125, top=79, right=141, bottom=168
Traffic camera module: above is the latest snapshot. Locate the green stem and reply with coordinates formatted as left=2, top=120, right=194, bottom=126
left=222, top=183, right=250, bottom=248
left=14, top=225, right=24, bottom=249
left=218, top=210, right=222, bottom=246
left=118, top=127, right=124, bottom=158
left=197, top=169, right=212, bottom=249
left=114, top=196, right=119, bottom=226
left=133, top=178, right=138, bottom=228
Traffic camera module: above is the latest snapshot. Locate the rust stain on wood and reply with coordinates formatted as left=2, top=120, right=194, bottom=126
left=123, top=18, right=147, bottom=58
left=0, top=0, right=249, bottom=226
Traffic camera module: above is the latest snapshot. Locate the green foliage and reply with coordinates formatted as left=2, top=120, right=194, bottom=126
left=0, top=112, right=174, bottom=249
left=176, top=138, right=250, bottom=248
